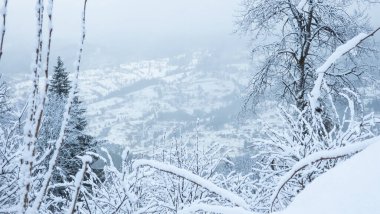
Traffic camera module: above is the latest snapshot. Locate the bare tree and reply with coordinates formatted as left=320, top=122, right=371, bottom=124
left=248, top=28, right=380, bottom=213
left=238, top=0, right=377, bottom=112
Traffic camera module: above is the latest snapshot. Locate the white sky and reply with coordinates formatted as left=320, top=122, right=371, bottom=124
left=1, top=0, right=245, bottom=72
left=2, top=0, right=380, bottom=73
left=6, top=0, right=242, bottom=50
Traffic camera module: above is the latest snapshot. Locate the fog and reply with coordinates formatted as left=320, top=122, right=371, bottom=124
left=1, top=0, right=380, bottom=78
left=1, top=0, right=246, bottom=77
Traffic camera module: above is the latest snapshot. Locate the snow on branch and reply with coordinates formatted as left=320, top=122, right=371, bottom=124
left=34, top=0, right=54, bottom=144
left=133, top=159, right=250, bottom=210
left=180, top=204, right=255, bottom=214
left=19, top=1, right=44, bottom=211
left=270, top=136, right=380, bottom=212
left=67, top=155, right=92, bottom=214
left=25, top=0, right=88, bottom=211
left=309, top=27, right=380, bottom=111
left=0, top=0, right=8, bottom=62
left=73, top=0, right=87, bottom=85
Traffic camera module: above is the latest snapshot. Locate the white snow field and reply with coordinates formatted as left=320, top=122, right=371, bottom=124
left=281, top=136, right=380, bottom=214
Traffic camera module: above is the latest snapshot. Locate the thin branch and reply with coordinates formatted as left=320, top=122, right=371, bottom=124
left=0, top=0, right=8, bottom=62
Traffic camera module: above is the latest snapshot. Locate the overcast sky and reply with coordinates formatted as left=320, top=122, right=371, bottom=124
left=5, top=0, right=242, bottom=56
left=1, top=0, right=380, bottom=75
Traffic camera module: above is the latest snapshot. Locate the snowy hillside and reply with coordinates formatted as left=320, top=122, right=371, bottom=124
left=80, top=51, right=255, bottom=152
left=281, top=137, right=380, bottom=214
left=12, top=50, right=278, bottom=154
left=12, top=50, right=379, bottom=155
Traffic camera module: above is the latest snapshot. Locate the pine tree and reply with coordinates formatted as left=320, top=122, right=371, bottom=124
left=40, top=57, right=70, bottom=143
left=49, top=56, right=71, bottom=97
left=38, top=57, right=97, bottom=207
left=59, top=89, right=95, bottom=178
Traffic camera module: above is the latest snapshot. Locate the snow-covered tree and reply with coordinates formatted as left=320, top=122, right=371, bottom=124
left=49, top=57, right=71, bottom=97
left=1, top=0, right=379, bottom=213
left=0, top=75, right=10, bottom=119
left=238, top=0, right=376, bottom=113
left=125, top=127, right=255, bottom=213
left=36, top=57, right=98, bottom=210
left=249, top=28, right=380, bottom=213
left=250, top=99, right=374, bottom=212
left=38, top=58, right=70, bottom=146
left=237, top=2, right=380, bottom=211
left=5, top=0, right=95, bottom=212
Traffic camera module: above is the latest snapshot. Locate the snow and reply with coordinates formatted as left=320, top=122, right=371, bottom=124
left=309, top=33, right=368, bottom=111
left=316, top=33, right=368, bottom=74
left=280, top=136, right=380, bottom=214
left=29, top=77, right=74, bottom=212
left=180, top=204, right=254, bottom=214
left=68, top=155, right=92, bottom=214
left=0, top=0, right=8, bottom=48
left=12, top=50, right=253, bottom=152
left=296, top=0, right=307, bottom=12
left=270, top=136, right=380, bottom=210
left=133, top=159, right=250, bottom=210
left=19, top=0, right=45, bottom=211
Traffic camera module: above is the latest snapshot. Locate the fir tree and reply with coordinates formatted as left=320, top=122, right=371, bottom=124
left=49, top=56, right=71, bottom=97
left=38, top=57, right=97, bottom=206
left=59, top=89, right=95, bottom=178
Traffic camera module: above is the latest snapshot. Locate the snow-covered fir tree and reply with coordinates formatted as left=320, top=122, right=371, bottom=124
left=49, top=57, right=71, bottom=97
left=38, top=57, right=97, bottom=208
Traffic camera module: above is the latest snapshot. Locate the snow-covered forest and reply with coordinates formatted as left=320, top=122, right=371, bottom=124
left=1, top=0, right=380, bottom=213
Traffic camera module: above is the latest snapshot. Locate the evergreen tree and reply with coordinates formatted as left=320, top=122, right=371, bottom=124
left=59, top=89, right=95, bottom=178
left=38, top=57, right=70, bottom=150
left=49, top=56, right=71, bottom=97
left=38, top=57, right=97, bottom=207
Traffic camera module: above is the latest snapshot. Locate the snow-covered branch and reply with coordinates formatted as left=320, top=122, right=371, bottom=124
left=0, top=0, right=8, bottom=62
left=30, top=0, right=88, bottom=211
left=34, top=0, right=54, bottom=134
left=19, top=0, right=44, bottom=211
left=67, top=156, right=92, bottom=214
left=133, top=159, right=250, bottom=210
left=309, top=27, right=380, bottom=111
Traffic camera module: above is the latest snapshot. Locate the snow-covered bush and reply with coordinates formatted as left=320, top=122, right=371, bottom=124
left=250, top=29, right=380, bottom=212
left=251, top=94, right=374, bottom=212
left=125, top=128, right=254, bottom=213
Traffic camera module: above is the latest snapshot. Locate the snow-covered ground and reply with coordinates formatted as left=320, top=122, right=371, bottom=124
left=11, top=49, right=379, bottom=156
left=11, top=50, right=280, bottom=154
left=177, top=137, right=380, bottom=214
left=281, top=137, right=380, bottom=214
